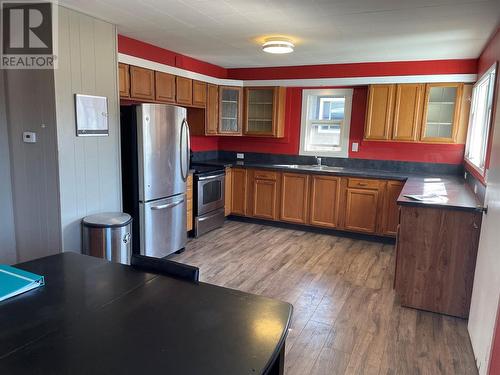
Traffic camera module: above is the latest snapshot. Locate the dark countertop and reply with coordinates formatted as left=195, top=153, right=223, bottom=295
left=194, top=159, right=482, bottom=212
left=0, top=253, right=292, bottom=375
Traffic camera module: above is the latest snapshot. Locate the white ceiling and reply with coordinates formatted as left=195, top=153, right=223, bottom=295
left=59, top=0, right=500, bottom=68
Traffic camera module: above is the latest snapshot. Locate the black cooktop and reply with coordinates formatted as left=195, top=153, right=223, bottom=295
left=191, top=164, right=225, bottom=176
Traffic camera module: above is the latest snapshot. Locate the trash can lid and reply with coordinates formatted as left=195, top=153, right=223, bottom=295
left=82, top=212, right=132, bottom=228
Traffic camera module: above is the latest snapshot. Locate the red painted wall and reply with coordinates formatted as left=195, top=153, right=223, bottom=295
left=118, top=35, right=228, bottom=79
left=118, top=35, right=475, bottom=163
left=217, top=86, right=465, bottom=164
left=228, top=59, right=477, bottom=80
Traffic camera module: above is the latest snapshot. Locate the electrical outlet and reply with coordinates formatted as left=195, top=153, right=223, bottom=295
left=236, top=153, right=244, bottom=159
left=464, top=171, right=468, bottom=180
left=23, top=131, right=37, bottom=143
left=351, top=142, right=359, bottom=152
left=474, top=183, right=478, bottom=194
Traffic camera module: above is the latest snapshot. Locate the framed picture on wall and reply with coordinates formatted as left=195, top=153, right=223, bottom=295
left=75, top=94, right=109, bottom=136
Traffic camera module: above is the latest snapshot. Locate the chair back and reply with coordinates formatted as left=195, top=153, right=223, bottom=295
left=131, top=254, right=199, bottom=282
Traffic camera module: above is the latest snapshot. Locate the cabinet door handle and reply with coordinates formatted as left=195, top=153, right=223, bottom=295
left=473, top=222, right=479, bottom=229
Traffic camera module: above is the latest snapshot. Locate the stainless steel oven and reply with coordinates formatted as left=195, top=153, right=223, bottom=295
left=193, top=165, right=226, bottom=237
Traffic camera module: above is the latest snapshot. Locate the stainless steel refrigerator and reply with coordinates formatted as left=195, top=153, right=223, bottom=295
left=121, top=104, right=190, bottom=258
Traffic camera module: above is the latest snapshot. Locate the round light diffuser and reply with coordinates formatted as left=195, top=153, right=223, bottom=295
left=262, top=38, right=294, bottom=54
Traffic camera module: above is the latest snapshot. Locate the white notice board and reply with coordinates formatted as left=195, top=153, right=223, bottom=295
left=75, top=94, right=109, bottom=136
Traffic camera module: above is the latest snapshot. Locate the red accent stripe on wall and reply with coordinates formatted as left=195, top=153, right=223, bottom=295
left=117, top=35, right=228, bottom=79
left=227, top=59, right=478, bottom=80
left=190, top=135, right=219, bottom=152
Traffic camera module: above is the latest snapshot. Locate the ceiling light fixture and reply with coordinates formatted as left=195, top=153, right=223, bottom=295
left=262, top=38, right=294, bottom=54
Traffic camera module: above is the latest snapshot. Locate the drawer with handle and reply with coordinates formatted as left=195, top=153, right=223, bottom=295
left=347, top=178, right=380, bottom=189
left=253, top=169, right=278, bottom=181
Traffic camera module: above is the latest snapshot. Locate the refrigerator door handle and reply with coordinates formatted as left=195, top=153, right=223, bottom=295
left=150, top=198, right=185, bottom=211
left=180, top=118, right=190, bottom=182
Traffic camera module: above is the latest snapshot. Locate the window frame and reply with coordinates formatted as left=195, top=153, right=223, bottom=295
left=299, top=88, right=353, bottom=158
left=464, top=63, right=497, bottom=176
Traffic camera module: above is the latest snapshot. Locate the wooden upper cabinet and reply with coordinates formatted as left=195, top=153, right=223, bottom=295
left=176, top=76, right=193, bottom=106
left=206, top=84, right=219, bottom=135
left=219, top=86, right=243, bottom=135
left=118, top=63, right=130, bottom=98
left=280, top=173, right=309, bottom=224
left=192, top=80, right=207, bottom=107
left=420, top=83, right=464, bottom=143
left=392, top=84, right=424, bottom=141
left=155, top=71, right=176, bottom=103
left=249, top=170, right=280, bottom=220
left=243, top=87, right=286, bottom=138
left=364, top=85, right=395, bottom=140
left=343, top=178, right=383, bottom=233
left=130, top=66, right=155, bottom=100
left=231, top=168, right=247, bottom=216
left=381, top=180, right=404, bottom=236
left=309, top=175, right=341, bottom=228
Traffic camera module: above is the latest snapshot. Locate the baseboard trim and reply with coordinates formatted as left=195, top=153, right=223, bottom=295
left=227, top=216, right=396, bottom=244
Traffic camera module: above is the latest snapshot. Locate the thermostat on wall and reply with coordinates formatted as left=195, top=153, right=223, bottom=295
left=23, top=131, right=37, bottom=143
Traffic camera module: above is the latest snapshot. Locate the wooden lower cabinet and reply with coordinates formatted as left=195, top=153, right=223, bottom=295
left=309, top=175, right=341, bottom=228
left=249, top=170, right=280, bottom=220
left=224, top=167, right=232, bottom=216
left=381, top=180, right=404, bottom=235
left=280, top=173, right=309, bottom=224
left=342, top=178, right=383, bottom=234
left=186, top=174, right=193, bottom=231
left=225, top=169, right=402, bottom=238
left=395, top=205, right=481, bottom=318
left=231, top=168, right=247, bottom=216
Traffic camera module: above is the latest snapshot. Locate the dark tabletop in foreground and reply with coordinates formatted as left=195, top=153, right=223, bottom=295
left=196, top=159, right=482, bottom=212
left=0, top=253, right=292, bottom=375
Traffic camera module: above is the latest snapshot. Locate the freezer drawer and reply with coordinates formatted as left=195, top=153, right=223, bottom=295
left=140, top=194, right=187, bottom=258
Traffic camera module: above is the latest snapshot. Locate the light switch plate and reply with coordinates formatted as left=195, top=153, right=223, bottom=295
left=23, top=131, right=37, bottom=143
left=236, top=153, right=244, bottom=159
left=351, top=142, right=359, bottom=152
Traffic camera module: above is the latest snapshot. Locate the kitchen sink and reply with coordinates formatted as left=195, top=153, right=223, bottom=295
left=271, top=164, right=345, bottom=171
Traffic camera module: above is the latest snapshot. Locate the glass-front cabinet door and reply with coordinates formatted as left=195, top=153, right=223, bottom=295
left=420, top=83, right=463, bottom=143
left=218, top=86, right=242, bottom=135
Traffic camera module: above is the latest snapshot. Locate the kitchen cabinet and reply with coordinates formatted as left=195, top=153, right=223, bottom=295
left=186, top=173, right=193, bottom=231
left=395, top=205, right=481, bottom=318
left=364, top=84, right=395, bottom=140
left=309, top=175, right=341, bottom=228
left=176, top=76, right=193, bottom=106
left=224, top=167, right=232, bottom=216
left=118, top=63, right=130, bottom=98
left=206, top=84, right=219, bottom=135
left=249, top=170, right=280, bottom=220
left=280, top=173, right=309, bottom=224
left=392, top=84, right=424, bottom=141
left=342, top=178, right=383, bottom=233
left=130, top=66, right=155, bottom=100
left=155, top=71, right=176, bottom=103
left=219, top=86, right=243, bottom=135
left=380, top=180, right=404, bottom=236
left=231, top=168, right=247, bottom=216
left=243, top=87, right=286, bottom=138
left=192, top=80, right=207, bottom=107
left=420, top=83, right=463, bottom=143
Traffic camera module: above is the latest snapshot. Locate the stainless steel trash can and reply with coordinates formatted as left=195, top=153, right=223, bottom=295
left=82, top=213, right=132, bottom=265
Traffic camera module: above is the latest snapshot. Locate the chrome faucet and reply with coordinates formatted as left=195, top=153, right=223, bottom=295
left=316, top=157, right=322, bottom=166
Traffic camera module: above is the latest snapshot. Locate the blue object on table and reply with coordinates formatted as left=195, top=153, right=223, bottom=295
left=0, top=265, right=45, bottom=302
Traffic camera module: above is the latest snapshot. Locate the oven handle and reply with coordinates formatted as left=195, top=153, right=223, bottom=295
left=150, top=198, right=185, bottom=210
left=197, top=173, right=225, bottom=181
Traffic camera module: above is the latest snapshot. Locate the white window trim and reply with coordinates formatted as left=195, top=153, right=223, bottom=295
left=464, top=63, right=497, bottom=175
left=299, top=88, right=353, bottom=158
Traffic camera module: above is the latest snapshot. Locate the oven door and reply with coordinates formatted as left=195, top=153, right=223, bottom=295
left=196, top=172, right=225, bottom=216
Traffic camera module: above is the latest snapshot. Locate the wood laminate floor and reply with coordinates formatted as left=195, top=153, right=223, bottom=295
left=171, top=220, right=478, bottom=375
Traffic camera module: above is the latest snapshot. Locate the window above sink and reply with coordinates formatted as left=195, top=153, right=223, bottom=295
left=299, top=88, right=353, bottom=158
